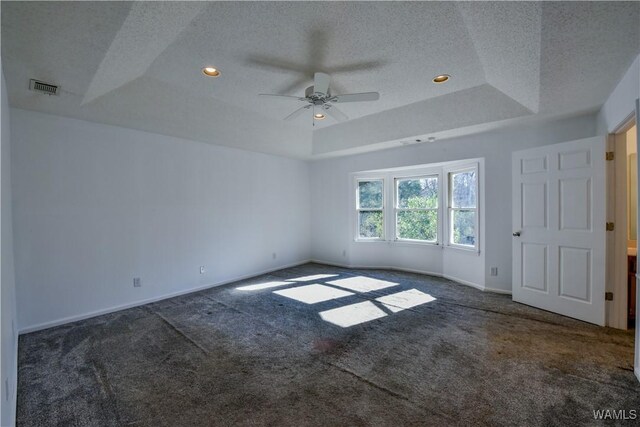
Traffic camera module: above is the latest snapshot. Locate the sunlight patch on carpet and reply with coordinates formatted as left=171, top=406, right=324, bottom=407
left=274, top=284, right=354, bottom=304
left=376, top=289, right=436, bottom=313
left=319, top=301, right=387, bottom=327
left=327, top=276, right=398, bottom=293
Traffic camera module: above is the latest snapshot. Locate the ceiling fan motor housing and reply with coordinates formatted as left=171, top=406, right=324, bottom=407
left=305, top=85, right=330, bottom=100
left=259, top=72, right=378, bottom=122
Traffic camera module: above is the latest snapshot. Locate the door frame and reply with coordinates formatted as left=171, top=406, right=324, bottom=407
left=635, top=98, right=640, bottom=383
left=606, top=112, right=637, bottom=330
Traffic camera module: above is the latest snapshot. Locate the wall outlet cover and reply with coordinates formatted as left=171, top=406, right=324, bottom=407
left=133, top=277, right=141, bottom=287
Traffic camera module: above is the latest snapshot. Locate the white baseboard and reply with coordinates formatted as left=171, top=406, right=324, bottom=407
left=483, top=286, right=513, bottom=295
left=382, top=265, right=444, bottom=278
left=19, top=259, right=312, bottom=334
left=310, top=259, right=512, bottom=295
left=311, top=259, right=440, bottom=277
left=442, top=273, right=485, bottom=291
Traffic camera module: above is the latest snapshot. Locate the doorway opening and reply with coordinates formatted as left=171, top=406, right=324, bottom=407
left=608, top=119, right=638, bottom=330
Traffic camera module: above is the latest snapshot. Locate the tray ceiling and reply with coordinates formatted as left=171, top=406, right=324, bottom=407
left=2, top=1, right=638, bottom=159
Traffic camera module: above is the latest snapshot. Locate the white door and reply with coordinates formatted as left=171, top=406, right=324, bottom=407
left=512, top=136, right=606, bottom=325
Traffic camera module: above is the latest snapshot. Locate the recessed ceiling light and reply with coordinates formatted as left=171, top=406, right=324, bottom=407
left=432, top=74, right=450, bottom=84
left=314, top=113, right=326, bottom=120
left=202, top=67, right=220, bottom=77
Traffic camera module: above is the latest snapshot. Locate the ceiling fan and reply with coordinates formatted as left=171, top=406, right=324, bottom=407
left=259, top=72, right=380, bottom=123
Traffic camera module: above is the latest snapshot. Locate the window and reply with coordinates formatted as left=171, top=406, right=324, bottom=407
left=357, top=179, right=384, bottom=239
left=353, top=160, right=480, bottom=251
left=395, top=176, right=438, bottom=242
left=448, top=168, right=477, bottom=248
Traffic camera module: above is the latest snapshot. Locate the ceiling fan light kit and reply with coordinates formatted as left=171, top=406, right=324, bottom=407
left=259, top=72, right=380, bottom=124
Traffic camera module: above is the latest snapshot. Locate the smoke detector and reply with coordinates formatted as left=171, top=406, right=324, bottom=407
left=29, top=79, right=59, bottom=96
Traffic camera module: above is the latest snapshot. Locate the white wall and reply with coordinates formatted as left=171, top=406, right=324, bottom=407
left=597, top=54, right=640, bottom=133
left=1, top=67, right=18, bottom=426
left=310, top=113, right=598, bottom=293
left=11, top=109, right=311, bottom=332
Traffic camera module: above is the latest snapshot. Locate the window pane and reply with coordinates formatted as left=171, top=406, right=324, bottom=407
left=359, top=211, right=383, bottom=238
left=451, top=170, right=476, bottom=208
left=397, top=177, right=438, bottom=209
left=397, top=210, right=437, bottom=241
left=358, top=181, right=383, bottom=209
left=451, top=210, right=476, bottom=246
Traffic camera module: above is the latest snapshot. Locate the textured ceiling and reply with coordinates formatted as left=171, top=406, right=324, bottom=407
left=2, top=1, right=639, bottom=159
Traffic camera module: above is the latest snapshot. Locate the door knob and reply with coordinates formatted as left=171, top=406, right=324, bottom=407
left=512, top=231, right=521, bottom=237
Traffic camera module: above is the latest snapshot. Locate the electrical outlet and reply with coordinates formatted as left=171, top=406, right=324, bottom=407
left=200, top=266, right=205, bottom=275
left=133, top=277, right=141, bottom=287
left=272, top=252, right=277, bottom=260
left=490, top=267, right=498, bottom=276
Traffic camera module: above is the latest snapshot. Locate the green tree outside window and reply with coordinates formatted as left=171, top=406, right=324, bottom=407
left=396, top=177, right=438, bottom=242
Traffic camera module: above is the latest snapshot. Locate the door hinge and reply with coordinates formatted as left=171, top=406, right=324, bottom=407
left=606, top=222, right=615, bottom=231
left=605, top=292, right=613, bottom=301
left=606, top=151, right=615, bottom=161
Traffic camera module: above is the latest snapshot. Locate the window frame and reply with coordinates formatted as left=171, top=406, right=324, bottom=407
left=445, top=164, right=479, bottom=251
left=393, top=174, right=440, bottom=244
left=352, top=160, right=480, bottom=253
left=355, top=178, right=385, bottom=241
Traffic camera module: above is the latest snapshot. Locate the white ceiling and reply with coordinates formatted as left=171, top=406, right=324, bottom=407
left=2, top=1, right=639, bottom=159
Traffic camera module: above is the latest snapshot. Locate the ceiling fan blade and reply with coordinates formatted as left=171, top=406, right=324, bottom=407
left=276, top=76, right=312, bottom=96
left=327, top=60, right=387, bottom=74
left=284, top=105, right=311, bottom=121
left=324, top=105, right=348, bottom=122
left=329, top=80, right=348, bottom=96
left=259, top=94, right=305, bottom=101
left=314, top=72, right=330, bottom=95
left=245, top=55, right=307, bottom=74
left=331, top=92, right=380, bottom=103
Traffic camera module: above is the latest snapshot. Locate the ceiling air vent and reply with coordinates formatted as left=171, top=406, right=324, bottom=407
left=29, top=79, right=59, bottom=96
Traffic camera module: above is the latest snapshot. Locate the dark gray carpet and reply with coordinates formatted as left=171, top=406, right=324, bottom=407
left=16, top=263, right=639, bottom=426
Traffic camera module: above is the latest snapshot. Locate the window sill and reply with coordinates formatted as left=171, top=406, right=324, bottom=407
left=353, top=239, right=442, bottom=248
left=392, top=239, right=440, bottom=248
left=354, top=238, right=387, bottom=243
